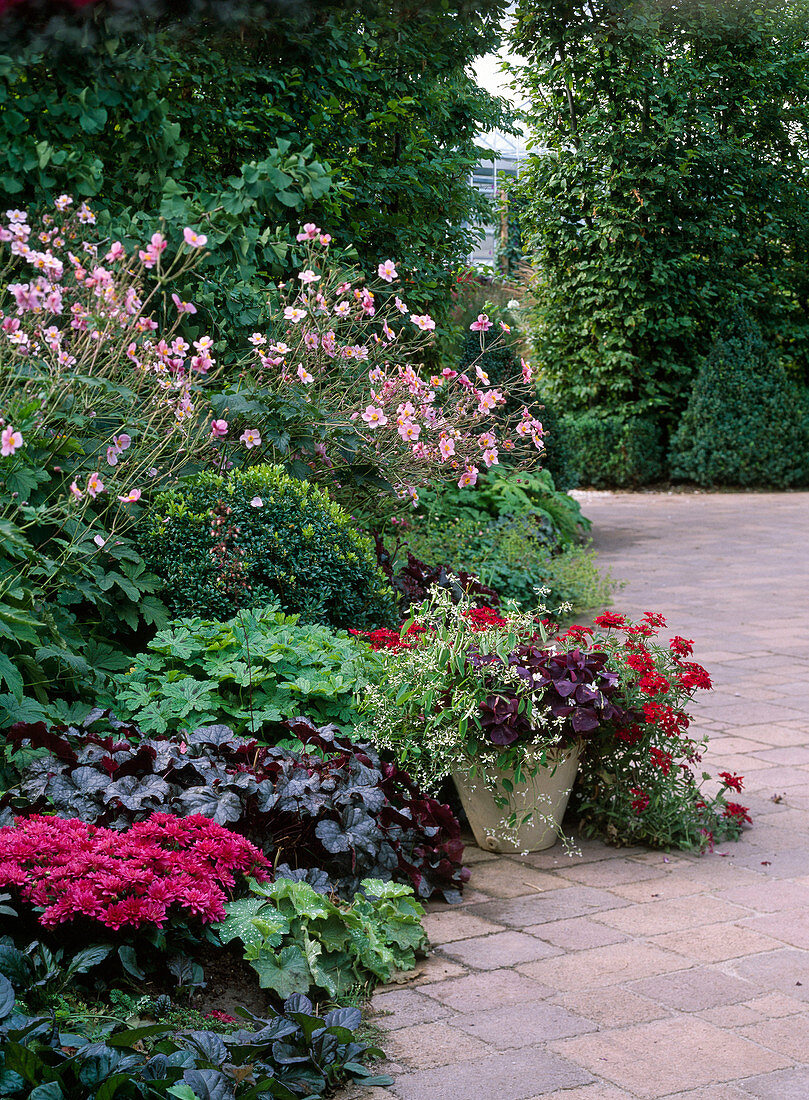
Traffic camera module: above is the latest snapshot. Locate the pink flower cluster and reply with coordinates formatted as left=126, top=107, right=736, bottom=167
left=0, top=813, right=269, bottom=931
left=1, top=201, right=213, bottom=433
left=241, top=226, right=543, bottom=498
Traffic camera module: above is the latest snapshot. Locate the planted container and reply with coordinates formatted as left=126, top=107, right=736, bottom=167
left=453, top=743, right=581, bottom=853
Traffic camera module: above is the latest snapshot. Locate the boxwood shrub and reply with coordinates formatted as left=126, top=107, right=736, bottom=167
left=139, top=465, right=397, bottom=630
left=669, top=310, right=809, bottom=488
left=559, top=413, right=664, bottom=488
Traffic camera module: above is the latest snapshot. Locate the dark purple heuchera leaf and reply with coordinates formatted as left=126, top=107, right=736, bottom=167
left=3, top=713, right=468, bottom=904
left=373, top=534, right=501, bottom=612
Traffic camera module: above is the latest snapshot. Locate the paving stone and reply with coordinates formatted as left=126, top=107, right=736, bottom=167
left=401, top=955, right=468, bottom=986
left=467, top=885, right=630, bottom=927
left=549, top=1015, right=791, bottom=1098
left=420, top=910, right=504, bottom=945
left=383, top=1021, right=492, bottom=1069
left=516, top=941, right=687, bottom=991
left=370, top=988, right=452, bottom=1030
left=595, top=894, right=752, bottom=936
left=553, top=858, right=663, bottom=890
left=388, top=1048, right=592, bottom=1100
left=696, top=1002, right=763, bottom=1028
left=609, top=874, right=707, bottom=903
left=712, top=879, right=809, bottom=913
left=524, top=915, right=630, bottom=951
left=657, top=1087, right=752, bottom=1100
left=738, top=1013, right=809, bottom=1060
left=447, top=1000, right=597, bottom=1049
left=465, top=858, right=566, bottom=898
left=740, top=908, right=809, bottom=950
left=438, top=929, right=563, bottom=969
left=523, top=1087, right=634, bottom=1100
left=741, top=991, right=808, bottom=1017
left=648, top=922, right=783, bottom=963
left=729, top=947, right=809, bottom=1001
left=551, top=986, right=672, bottom=1027
left=626, top=965, right=758, bottom=1011
left=420, top=968, right=552, bottom=1012
left=739, top=1066, right=809, bottom=1099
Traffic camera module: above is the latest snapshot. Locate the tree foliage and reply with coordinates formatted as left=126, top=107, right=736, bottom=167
left=511, top=0, right=809, bottom=417
left=1, top=0, right=512, bottom=341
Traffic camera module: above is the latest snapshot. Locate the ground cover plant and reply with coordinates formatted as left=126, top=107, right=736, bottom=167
left=2, top=715, right=469, bottom=904
left=0, top=985, right=393, bottom=1098
left=116, top=607, right=378, bottom=737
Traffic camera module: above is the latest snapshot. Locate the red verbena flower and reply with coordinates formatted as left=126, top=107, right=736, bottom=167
left=723, top=802, right=752, bottom=824
left=593, top=612, right=627, bottom=629
left=642, top=612, right=667, bottom=629
left=718, top=771, right=744, bottom=793
left=677, top=662, right=713, bottom=691
left=630, top=788, right=650, bottom=814
left=649, top=747, right=672, bottom=777
left=669, top=635, right=694, bottom=658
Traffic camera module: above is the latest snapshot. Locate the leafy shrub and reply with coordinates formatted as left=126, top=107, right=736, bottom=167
left=218, top=877, right=427, bottom=999
left=116, top=608, right=376, bottom=737
left=559, top=413, right=664, bottom=488
left=0, top=986, right=392, bottom=1098
left=0, top=813, right=269, bottom=931
left=4, top=715, right=469, bottom=903
left=139, top=465, right=397, bottom=630
left=669, top=310, right=809, bottom=487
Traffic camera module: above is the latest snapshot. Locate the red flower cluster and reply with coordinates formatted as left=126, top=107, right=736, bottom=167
left=649, top=747, right=672, bottom=776
left=669, top=635, right=694, bottom=658
left=723, top=802, right=752, bottom=824
left=677, top=662, right=713, bottom=691
left=719, top=771, right=744, bottom=793
left=630, top=788, right=650, bottom=814
left=350, top=624, right=427, bottom=651
left=0, top=813, right=269, bottom=930
left=593, top=612, right=627, bottom=629
left=353, top=607, right=506, bottom=650
left=462, top=606, right=508, bottom=631
left=642, top=701, right=689, bottom=737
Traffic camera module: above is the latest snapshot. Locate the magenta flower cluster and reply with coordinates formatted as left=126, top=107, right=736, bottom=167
left=0, top=813, right=269, bottom=930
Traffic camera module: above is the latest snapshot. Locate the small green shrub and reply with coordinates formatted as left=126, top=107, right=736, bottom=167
left=559, top=413, right=665, bottom=488
left=116, top=608, right=377, bottom=737
left=669, top=311, right=809, bottom=487
left=139, top=465, right=397, bottom=629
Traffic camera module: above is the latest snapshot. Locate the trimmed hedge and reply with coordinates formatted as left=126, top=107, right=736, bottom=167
left=139, top=465, right=397, bottom=630
left=559, top=413, right=664, bottom=488
left=669, top=311, right=809, bottom=488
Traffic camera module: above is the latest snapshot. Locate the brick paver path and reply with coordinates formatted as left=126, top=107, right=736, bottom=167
left=349, top=491, right=809, bottom=1100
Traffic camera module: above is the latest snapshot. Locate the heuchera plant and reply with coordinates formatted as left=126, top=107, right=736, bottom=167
left=563, top=612, right=751, bottom=851
left=4, top=714, right=469, bottom=903
left=0, top=813, right=269, bottom=930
